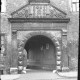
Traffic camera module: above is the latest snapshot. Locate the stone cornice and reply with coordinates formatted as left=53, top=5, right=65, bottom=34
left=8, top=18, right=70, bottom=23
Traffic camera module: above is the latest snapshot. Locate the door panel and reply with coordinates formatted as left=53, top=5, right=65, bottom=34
left=27, top=43, right=56, bottom=70
left=25, top=35, right=56, bottom=70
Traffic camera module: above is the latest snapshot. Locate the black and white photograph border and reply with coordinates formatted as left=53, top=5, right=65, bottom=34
left=0, top=0, right=79, bottom=80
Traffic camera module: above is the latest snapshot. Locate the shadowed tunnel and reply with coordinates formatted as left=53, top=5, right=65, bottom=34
left=24, top=35, right=56, bottom=70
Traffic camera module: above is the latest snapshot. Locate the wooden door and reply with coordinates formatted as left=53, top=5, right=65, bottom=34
left=27, top=41, right=56, bottom=70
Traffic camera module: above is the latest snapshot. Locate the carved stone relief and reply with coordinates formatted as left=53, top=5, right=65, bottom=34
left=12, top=4, right=66, bottom=18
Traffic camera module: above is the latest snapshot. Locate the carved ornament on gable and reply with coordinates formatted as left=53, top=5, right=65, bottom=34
left=11, top=4, right=66, bottom=19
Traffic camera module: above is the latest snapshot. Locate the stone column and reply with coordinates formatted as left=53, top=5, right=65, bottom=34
left=17, top=40, right=25, bottom=74
left=12, top=30, right=18, bottom=67
left=56, top=41, right=62, bottom=72
left=61, top=30, right=69, bottom=71
left=52, top=37, right=62, bottom=72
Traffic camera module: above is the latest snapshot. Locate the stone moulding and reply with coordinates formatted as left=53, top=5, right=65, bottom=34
left=16, top=31, right=62, bottom=71
left=8, top=18, right=70, bottom=23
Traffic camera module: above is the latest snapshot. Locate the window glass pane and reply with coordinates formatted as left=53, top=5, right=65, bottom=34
left=77, top=3, right=79, bottom=11
left=76, top=0, right=79, bottom=2
left=72, top=4, right=76, bottom=11
left=72, top=0, right=77, bottom=2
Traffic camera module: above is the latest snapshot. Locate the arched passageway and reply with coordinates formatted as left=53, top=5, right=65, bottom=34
left=24, top=35, right=56, bottom=70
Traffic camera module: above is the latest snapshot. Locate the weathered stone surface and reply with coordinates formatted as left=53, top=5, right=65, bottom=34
left=1, top=14, right=9, bottom=33
left=1, top=0, right=79, bottom=71
left=67, top=41, right=78, bottom=70
left=11, top=4, right=66, bottom=18
left=7, top=0, right=68, bottom=14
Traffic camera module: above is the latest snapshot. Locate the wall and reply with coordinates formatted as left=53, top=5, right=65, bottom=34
left=67, top=13, right=79, bottom=70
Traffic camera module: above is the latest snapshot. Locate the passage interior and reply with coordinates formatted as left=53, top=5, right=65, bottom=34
left=24, top=35, right=56, bottom=70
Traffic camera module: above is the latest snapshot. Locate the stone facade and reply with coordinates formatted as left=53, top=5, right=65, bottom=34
left=0, top=0, right=79, bottom=74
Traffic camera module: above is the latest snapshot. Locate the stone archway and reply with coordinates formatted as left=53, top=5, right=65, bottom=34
left=17, top=31, right=62, bottom=71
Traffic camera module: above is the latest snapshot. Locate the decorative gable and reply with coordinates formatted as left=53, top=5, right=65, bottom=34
left=11, top=1, right=67, bottom=19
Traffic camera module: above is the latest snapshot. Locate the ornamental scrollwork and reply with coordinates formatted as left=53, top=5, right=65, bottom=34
left=12, top=4, right=66, bottom=19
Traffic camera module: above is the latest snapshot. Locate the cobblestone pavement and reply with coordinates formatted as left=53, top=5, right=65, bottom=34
left=15, top=70, right=77, bottom=80
left=16, top=75, right=77, bottom=80
left=1, top=70, right=77, bottom=80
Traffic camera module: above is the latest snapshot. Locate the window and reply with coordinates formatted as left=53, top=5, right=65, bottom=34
left=1, top=0, right=6, bottom=12
left=71, top=0, right=79, bottom=12
left=0, top=35, right=1, bottom=54
left=0, top=34, right=6, bottom=56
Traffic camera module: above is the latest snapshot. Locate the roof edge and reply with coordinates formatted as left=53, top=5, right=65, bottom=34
left=50, top=3, right=67, bottom=15
left=11, top=4, right=28, bottom=15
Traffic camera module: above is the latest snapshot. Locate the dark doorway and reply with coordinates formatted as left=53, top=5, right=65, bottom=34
left=0, top=70, right=3, bottom=75
left=24, top=35, right=56, bottom=71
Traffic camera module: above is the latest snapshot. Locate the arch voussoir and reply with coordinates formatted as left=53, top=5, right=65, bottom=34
left=17, top=31, right=62, bottom=71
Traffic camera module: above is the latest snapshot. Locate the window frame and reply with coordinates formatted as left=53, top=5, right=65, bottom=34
left=71, top=0, right=79, bottom=12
